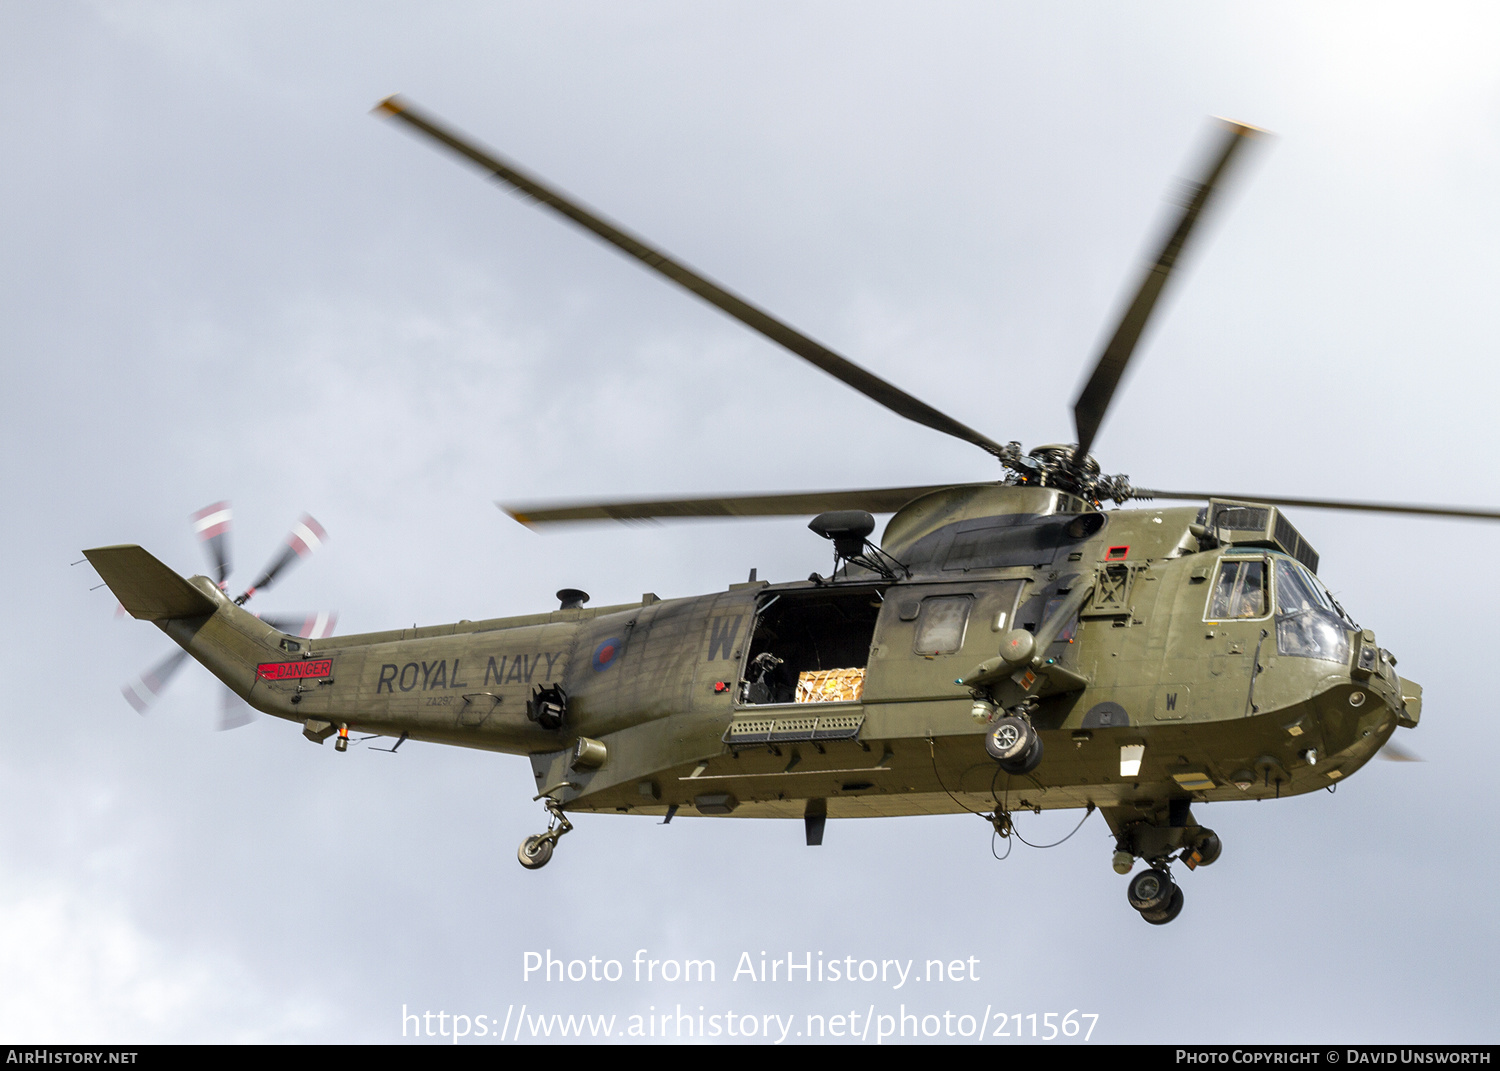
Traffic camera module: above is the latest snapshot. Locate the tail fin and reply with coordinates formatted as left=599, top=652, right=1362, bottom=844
left=83, top=545, right=218, bottom=620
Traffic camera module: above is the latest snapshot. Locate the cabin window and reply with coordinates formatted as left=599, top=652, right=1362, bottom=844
left=914, top=595, right=973, bottom=655
left=1206, top=558, right=1268, bottom=620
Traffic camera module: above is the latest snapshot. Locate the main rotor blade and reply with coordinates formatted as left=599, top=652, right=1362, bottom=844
left=1135, top=488, right=1500, bottom=522
left=1073, top=119, right=1263, bottom=460
left=505, top=485, right=960, bottom=526
left=1379, top=739, right=1423, bottom=763
left=375, top=96, right=1007, bottom=459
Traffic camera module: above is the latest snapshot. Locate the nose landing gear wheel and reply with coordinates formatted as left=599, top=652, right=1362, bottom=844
left=518, top=834, right=554, bottom=870
left=1127, top=867, right=1174, bottom=912
left=1140, top=885, right=1185, bottom=925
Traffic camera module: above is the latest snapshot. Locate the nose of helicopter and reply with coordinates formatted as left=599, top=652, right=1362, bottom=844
left=1315, top=637, right=1417, bottom=780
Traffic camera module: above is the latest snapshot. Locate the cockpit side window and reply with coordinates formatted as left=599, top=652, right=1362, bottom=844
left=1206, top=558, right=1268, bottom=620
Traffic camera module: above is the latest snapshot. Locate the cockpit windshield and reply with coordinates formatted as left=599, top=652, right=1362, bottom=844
left=1275, top=558, right=1330, bottom=614
left=1275, top=556, right=1358, bottom=629
left=1274, top=557, right=1354, bottom=663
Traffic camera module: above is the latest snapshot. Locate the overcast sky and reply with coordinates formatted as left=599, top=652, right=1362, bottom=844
left=3, top=1, right=1498, bottom=1044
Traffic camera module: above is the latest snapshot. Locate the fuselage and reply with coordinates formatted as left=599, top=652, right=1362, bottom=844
left=156, top=484, right=1419, bottom=825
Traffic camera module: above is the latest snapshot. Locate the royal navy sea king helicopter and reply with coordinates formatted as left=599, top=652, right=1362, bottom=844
left=85, top=101, right=1500, bottom=924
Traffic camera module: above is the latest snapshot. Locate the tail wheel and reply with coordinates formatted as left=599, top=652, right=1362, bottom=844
left=517, top=834, right=554, bottom=870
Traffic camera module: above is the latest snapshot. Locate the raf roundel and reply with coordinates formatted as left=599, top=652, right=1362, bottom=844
left=592, top=637, right=623, bottom=671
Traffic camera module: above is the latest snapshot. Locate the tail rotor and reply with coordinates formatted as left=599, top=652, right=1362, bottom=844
left=121, top=649, right=190, bottom=715
left=191, top=501, right=233, bottom=589
left=235, top=515, right=327, bottom=606
left=117, top=502, right=334, bottom=727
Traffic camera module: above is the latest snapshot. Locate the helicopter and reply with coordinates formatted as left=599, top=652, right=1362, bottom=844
left=84, top=99, right=1500, bottom=925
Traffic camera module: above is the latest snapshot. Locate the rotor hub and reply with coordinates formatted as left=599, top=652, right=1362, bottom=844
left=995, top=442, right=1133, bottom=506
left=1031, top=443, right=1099, bottom=477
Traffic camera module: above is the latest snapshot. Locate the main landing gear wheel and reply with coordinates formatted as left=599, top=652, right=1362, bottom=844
left=985, top=716, right=1031, bottom=763
left=986, top=715, right=1043, bottom=774
left=1000, top=731, right=1044, bottom=776
left=518, top=834, right=554, bottom=870
left=1127, top=867, right=1174, bottom=912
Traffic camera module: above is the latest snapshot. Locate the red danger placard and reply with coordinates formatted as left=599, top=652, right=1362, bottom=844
left=256, top=659, right=333, bottom=681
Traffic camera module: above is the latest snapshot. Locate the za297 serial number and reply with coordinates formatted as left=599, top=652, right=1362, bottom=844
left=991, top=1011, right=1098, bottom=1040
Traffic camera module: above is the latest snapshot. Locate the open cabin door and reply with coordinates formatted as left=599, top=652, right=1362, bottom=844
left=737, top=586, right=885, bottom=707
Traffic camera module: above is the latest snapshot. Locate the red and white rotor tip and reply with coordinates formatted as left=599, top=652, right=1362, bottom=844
left=121, top=649, right=190, bottom=715
left=191, top=501, right=232, bottom=540
left=238, top=514, right=328, bottom=604
left=287, top=515, right=327, bottom=558
left=191, top=500, right=233, bottom=586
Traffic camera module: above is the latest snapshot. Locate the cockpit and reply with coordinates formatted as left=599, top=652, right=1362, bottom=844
left=1206, top=550, right=1359, bottom=664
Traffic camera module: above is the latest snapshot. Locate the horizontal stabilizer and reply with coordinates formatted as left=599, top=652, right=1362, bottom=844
left=83, top=545, right=218, bottom=621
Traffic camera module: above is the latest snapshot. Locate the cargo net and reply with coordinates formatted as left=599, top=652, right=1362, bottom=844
left=795, top=667, right=866, bottom=703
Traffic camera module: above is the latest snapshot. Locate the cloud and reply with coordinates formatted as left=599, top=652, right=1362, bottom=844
left=0, top=875, right=326, bottom=1042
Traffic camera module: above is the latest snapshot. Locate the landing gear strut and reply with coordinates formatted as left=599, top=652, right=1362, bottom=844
left=517, top=796, right=574, bottom=870
left=1103, top=804, right=1220, bottom=925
